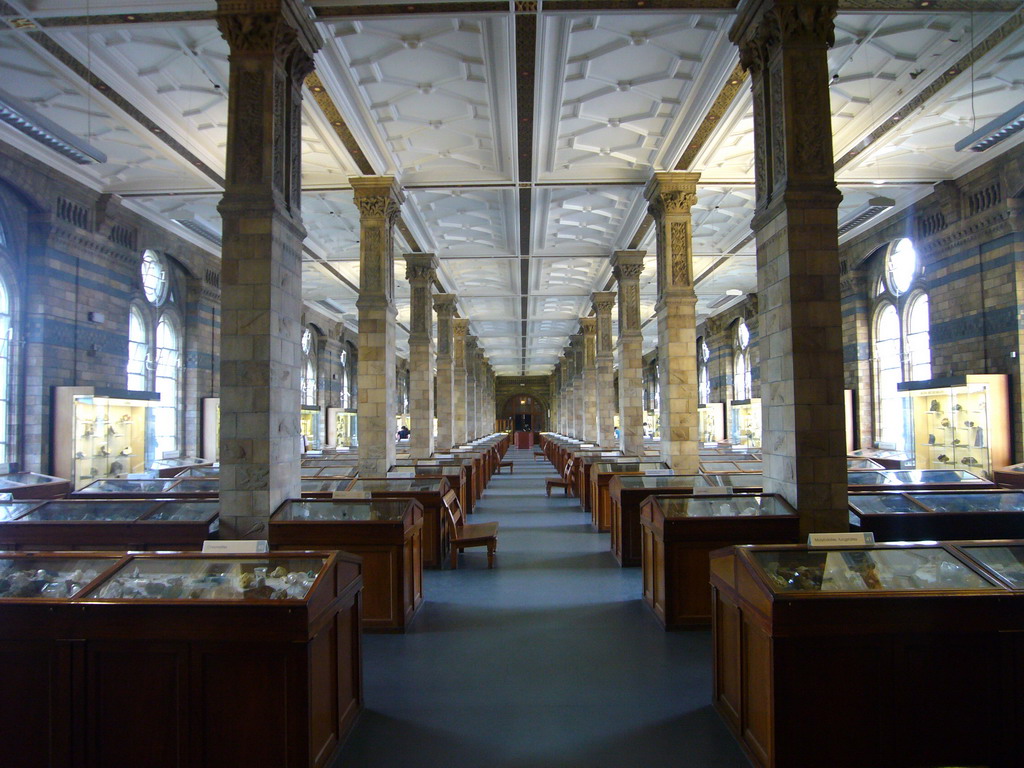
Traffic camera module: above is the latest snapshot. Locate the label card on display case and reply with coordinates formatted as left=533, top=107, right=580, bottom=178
left=203, top=539, right=269, bottom=554
left=808, top=532, right=876, bottom=548
left=645, top=469, right=674, bottom=476
left=695, top=486, right=731, bottom=495
left=387, top=472, right=416, bottom=478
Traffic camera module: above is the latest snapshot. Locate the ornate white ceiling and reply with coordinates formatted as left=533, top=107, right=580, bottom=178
left=1, top=2, right=1022, bottom=377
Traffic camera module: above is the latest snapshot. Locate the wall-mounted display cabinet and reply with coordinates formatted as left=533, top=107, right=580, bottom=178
left=728, top=398, right=761, bottom=448
left=0, top=472, right=69, bottom=499
left=699, top=403, right=726, bottom=443
left=898, top=374, right=1009, bottom=480
left=300, top=406, right=323, bottom=450
left=53, top=386, right=159, bottom=490
left=327, top=407, right=358, bottom=448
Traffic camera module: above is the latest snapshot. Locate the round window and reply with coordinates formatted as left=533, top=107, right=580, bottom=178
left=885, top=238, right=917, bottom=296
left=141, top=250, right=169, bottom=306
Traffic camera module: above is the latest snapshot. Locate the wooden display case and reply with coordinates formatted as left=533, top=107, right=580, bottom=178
left=573, top=450, right=630, bottom=514
left=0, top=471, right=70, bottom=499
left=847, top=458, right=884, bottom=470
left=270, top=498, right=423, bottom=632
left=150, top=457, right=213, bottom=478
left=53, top=386, right=160, bottom=489
left=728, top=398, right=761, bottom=448
left=641, top=494, right=799, bottom=629
left=345, top=477, right=450, bottom=569
left=847, top=468, right=994, bottom=492
left=849, top=490, right=1024, bottom=541
left=699, top=403, right=726, bottom=443
left=994, top=461, right=1024, bottom=487
left=393, top=459, right=470, bottom=515
left=710, top=543, right=1009, bottom=768
left=0, top=550, right=363, bottom=768
left=899, top=374, right=1010, bottom=479
left=73, top=477, right=220, bottom=499
left=589, top=461, right=669, bottom=532
left=0, top=498, right=218, bottom=550
left=608, top=474, right=712, bottom=567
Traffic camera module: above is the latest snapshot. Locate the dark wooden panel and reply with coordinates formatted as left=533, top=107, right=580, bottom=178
left=0, top=640, right=70, bottom=768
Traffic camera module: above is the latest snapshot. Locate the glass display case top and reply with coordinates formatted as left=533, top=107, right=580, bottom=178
left=0, top=501, right=40, bottom=521
left=0, top=556, right=119, bottom=599
left=616, top=474, right=710, bottom=490
left=169, top=478, right=219, bottom=493
left=273, top=499, right=411, bottom=522
left=908, top=492, right=1024, bottom=514
left=751, top=547, right=996, bottom=592
left=150, top=457, right=209, bottom=470
left=594, top=462, right=668, bottom=473
left=176, top=466, right=219, bottom=478
left=78, top=478, right=177, bottom=494
left=85, top=556, right=325, bottom=601
left=145, top=500, right=220, bottom=521
left=848, top=458, right=885, bottom=470
left=960, top=545, right=1024, bottom=589
left=301, top=479, right=354, bottom=493
left=0, top=472, right=65, bottom=487
left=707, top=472, right=763, bottom=488
left=351, top=478, right=444, bottom=493
left=654, top=494, right=790, bottom=518
left=21, top=500, right=156, bottom=521
left=848, top=494, right=926, bottom=515
left=848, top=469, right=987, bottom=486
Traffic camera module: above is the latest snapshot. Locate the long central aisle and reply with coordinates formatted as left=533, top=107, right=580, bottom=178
left=333, top=447, right=750, bottom=768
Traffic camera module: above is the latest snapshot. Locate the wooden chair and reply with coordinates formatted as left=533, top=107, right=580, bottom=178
left=443, top=489, right=498, bottom=569
left=493, top=447, right=513, bottom=473
left=545, top=457, right=574, bottom=497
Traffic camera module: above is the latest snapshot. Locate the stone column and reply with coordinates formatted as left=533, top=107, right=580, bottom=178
left=465, top=336, right=478, bottom=440
left=592, top=291, right=617, bottom=449
left=569, top=334, right=584, bottom=438
left=549, top=363, right=559, bottom=434
left=558, top=352, right=570, bottom=434
left=647, top=171, right=701, bottom=474
left=405, top=254, right=437, bottom=458
left=485, top=363, right=495, bottom=434
left=215, top=0, right=320, bottom=535
left=612, top=251, right=646, bottom=456
left=730, top=0, right=846, bottom=532
left=452, top=319, right=469, bottom=445
left=581, top=317, right=598, bottom=443
left=352, top=176, right=404, bottom=476
left=434, top=294, right=457, bottom=451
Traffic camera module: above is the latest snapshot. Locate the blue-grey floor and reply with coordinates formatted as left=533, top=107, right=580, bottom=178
left=332, top=447, right=750, bottom=768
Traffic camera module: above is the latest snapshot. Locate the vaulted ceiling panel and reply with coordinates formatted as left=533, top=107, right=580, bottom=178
left=408, top=188, right=514, bottom=256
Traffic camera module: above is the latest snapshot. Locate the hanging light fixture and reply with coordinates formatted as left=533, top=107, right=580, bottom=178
left=954, top=102, right=1024, bottom=152
left=838, top=196, right=895, bottom=236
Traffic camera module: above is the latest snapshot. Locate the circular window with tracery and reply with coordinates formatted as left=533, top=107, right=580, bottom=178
left=884, top=237, right=917, bottom=296
left=141, top=250, right=169, bottom=306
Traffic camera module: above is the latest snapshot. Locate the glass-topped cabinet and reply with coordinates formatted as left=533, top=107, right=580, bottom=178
left=0, top=472, right=70, bottom=499
left=898, top=374, right=1010, bottom=480
left=850, top=490, right=1024, bottom=540
left=0, top=554, right=120, bottom=599
left=53, top=386, right=160, bottom=489
left=847, top=468, right=993, bottom=491
left=300, top=406, right=322, bottom=451
left=272, top=498, right=416, bottom=523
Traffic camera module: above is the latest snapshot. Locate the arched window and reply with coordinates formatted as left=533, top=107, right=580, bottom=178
left=733, top=320, right=751, bottom=401
left=141, top=250, right=169, bottom=306
left=301, top=327, right=317, bottom=406
left=127, top=306, right=149, bottom=391
left=339, top=346, right=350, bottom=409
left=698, top=337, right=710, bottom=405
left=154, top=315, right=180, bottom=456
left=871, top=238, right=930, bottom=448
left=873, top=303, right=903, bottom=448
left=0, top=276, right=11, bottom=462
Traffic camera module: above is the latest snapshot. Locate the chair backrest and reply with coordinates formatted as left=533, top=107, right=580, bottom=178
left=443, top=488, right=463, bottom=531
left=563, top=457, right=575, bottom=481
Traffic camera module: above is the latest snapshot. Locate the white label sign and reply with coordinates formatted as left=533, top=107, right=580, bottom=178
left=694, top=486, right=731, bottom=495
left=807, top=532, right=876, bottom=548
left=202, top=539, right=268, bottom=554
left=387, top=471, right=416, bottom=478
left=644, top=469, right=674, bottom=476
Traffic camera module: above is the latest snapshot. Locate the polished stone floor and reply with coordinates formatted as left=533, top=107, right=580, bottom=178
left=332, top=447, right=750, bottom=768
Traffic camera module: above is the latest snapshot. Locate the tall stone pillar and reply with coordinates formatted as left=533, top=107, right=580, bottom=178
left=465, top=336, right=479, bottom=439
left=647, top=171, right=701, bottom=474
left=352, top=176, right=404, bottom=476
left=434, top=294, right=457, bottom=451
left=612, top=251, right=646, bottom=456
left=215, top=0, right=320, bottom=534
left=592, top=291, right=617, bottom=449
left=581, top=317, right=598, bottom=443
left=452, top=319, right=469, bottom=445
left=485, top=363, right=496, bottom=433
left=730, top=0, right=847, bottom=532
left=559, top=352, right=570, bottom=434
left=405, top=254, right=437, bottom=458
left=549, top=363, right=559, bottom=434
left=569, top=334, right=584, bottom=438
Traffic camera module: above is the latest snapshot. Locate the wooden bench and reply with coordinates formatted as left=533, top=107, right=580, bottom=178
left=443, top=489, right=498, bottom=569
left=545, top=457, right=574, bottom=497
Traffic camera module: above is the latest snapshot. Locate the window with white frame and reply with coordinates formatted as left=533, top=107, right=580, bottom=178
left=301, top=327, right=317, bottom=406
left=154, top=315, right=181, bottom=456
left=141, top=249, right=169, bottom=306
left=871, top=238, right=930, bottom=449
left=733, top=320, right=751, bottom=400
left=698, top=337, right=710, bottom=405
left=127, top=305, right=149, bottom=391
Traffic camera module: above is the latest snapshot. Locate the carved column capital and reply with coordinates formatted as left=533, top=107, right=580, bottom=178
left=433, top=293, right=457, bottom=317
left=404, top=253, right=438, bottom=284
left=611, top=250, right=646, bottom=335
left=592, top=291, right=616, bottom=355
left=352, top=175, right=404, bottom=306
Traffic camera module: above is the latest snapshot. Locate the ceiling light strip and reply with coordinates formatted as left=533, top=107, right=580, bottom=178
left=834, top=8, right=1024, bottom=172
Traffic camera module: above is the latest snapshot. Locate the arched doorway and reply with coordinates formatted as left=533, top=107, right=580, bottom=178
left=500, top=395, right=546, bottom=436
